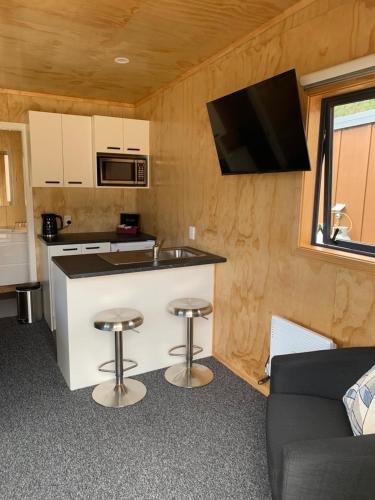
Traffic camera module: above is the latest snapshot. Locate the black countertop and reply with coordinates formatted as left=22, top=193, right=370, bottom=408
left=38, top=231, right=156, bottom=246
left=52, top=247, right=226, bottom=279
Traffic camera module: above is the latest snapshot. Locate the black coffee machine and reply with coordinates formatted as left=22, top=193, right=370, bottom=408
left=120, top=213, right=140, bottom=227
left=41, top=213, right=63, bottom=238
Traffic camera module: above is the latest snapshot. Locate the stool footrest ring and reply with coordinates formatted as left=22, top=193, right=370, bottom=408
left=168, top=344, right=203, bottom=357
left=98, top=358, right=138, bottom=374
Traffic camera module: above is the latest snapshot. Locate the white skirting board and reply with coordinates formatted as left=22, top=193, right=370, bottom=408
left=53, top=264, right=214, bottom=390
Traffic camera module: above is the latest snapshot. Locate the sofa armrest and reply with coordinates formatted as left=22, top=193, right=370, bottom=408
left=281, top=435, right=375, bottom=500
left=270, top=347, right=375, bottom=399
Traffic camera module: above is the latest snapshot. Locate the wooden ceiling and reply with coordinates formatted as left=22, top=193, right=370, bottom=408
left=0, top=0, right=301, bottom=104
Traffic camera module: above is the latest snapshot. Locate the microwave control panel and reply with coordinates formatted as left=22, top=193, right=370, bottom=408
left=136, top=160, right=147, bottom=186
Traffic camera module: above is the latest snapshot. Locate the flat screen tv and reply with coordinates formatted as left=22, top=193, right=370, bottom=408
left=206, top=69, right=311, bottom=175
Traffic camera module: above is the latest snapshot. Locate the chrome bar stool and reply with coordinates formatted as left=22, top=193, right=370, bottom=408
left=92, top=308, right=147, bottom=408
left=165, top=298, right=214, bottom=388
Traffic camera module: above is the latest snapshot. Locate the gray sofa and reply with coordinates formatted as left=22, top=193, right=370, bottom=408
left=266, top=347, right=375, bottom=500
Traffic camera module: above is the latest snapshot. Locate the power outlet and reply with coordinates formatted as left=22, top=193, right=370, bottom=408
left=63, top=215, right=72, bottom=227
left=188, top=226, right=196, bottom=240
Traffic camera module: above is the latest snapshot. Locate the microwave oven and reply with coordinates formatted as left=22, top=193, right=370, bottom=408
left=97, top=153, right=148, bottom=187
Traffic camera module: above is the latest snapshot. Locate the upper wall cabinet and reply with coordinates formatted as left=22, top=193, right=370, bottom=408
left=93, top=116, right=149, bottom=155
left=123, top=118, right=149, bottom=155
left=62, top=114, right=93, bottom=187
left=92, top=116, right=123, bottom=153
left=29, top=111, right=64, bottom=187
left=29, top=111, right=93, bottom=188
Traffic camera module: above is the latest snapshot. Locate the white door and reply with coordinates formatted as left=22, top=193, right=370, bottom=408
left=93, top=116, right=123, bottom=153
left=123, top=118, right=149, bottom=155
left=62, top=115, right=93, bottom=187
left=29, top=111, right=63, bottom=187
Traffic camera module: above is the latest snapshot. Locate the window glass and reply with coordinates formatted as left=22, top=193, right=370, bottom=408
left=313, top=90, right=375, bottom=256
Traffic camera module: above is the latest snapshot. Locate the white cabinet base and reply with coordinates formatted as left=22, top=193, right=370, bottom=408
left=53, top=264, right=214, bottom=390
left=41, top=241, right=110, bottom=331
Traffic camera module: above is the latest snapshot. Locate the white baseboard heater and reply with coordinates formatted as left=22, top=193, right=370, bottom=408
left=265, top=316, right=336, bottom=375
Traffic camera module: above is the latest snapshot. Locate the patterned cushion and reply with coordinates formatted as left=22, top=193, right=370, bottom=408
left=343, top=365, right=375, bottom=436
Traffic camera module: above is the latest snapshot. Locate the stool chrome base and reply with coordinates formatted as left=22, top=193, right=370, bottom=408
left=92, top=378, right=147, bottom=408
left=164, top=362, right=214, bottom=388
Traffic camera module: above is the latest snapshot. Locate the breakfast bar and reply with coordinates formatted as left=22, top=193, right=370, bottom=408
left=52, top=247, right=226, bottom=390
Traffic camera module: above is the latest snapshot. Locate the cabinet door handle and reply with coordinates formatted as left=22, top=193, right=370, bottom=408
left=62, top=248, right=78, bottom=252
left=67, top=181, right=83, bottom=184
left=127, top=147, right=140, bottom=151
left=45, top=181, right=61, bottom=184
left=85, top=246, right=100, bottom=250
left=107, top=146, right=121, bottom=150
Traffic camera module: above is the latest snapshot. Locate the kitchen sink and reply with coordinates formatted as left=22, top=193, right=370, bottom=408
left=98, top=247, right=205, bottom=266
left=157, top=248, right=204, bottom=260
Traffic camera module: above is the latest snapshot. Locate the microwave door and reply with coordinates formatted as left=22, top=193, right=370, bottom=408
left=100, top=158, right=136, bottom=185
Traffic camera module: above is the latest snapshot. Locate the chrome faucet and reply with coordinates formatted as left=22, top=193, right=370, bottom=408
left=153, top=239, right=164, bottom=260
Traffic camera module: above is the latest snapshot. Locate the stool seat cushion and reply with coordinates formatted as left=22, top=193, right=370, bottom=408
left=94, top=308, right=143, bottom=332
left=167, top=298, right=212, bottom=317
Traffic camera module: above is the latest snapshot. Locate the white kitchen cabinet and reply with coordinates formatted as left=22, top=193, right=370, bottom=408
left=54, top=263, right=214, bottom=390
left=92, top=115, right=123, bottom=153
left=93, top=115, right=149, bottom=155
left=51, top=244, right=82, bottom=257
left=41, top=238, right=155, bottom=330
left=29, top=111, right=94, bottom=188
left=81, top=242, right=110, bottom=254
left=41, top=243, right=82, bottom=331
left=41, top=241, right=114, bottom=330
left=29, top=111, right=64, bottom=187
left=30, top=112, right=150, bottom=189
left=123, top=118, right=149, bottom=155
left=62, top=114, right=93, bottom=187
left=0, top=231, right=29, bottom=286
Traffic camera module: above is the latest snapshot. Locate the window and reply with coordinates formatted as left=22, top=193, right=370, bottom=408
left=312, top=87, right=375, bottom=257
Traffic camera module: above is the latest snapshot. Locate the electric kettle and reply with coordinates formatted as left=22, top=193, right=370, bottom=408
left=41, top=213, right=63, bottom=238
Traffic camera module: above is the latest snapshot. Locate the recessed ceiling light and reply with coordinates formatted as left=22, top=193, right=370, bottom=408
left=114, top=57, right=130, bottom=64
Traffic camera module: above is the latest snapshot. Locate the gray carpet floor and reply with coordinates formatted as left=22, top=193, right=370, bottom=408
left=0, top=316, right=271, bottom=500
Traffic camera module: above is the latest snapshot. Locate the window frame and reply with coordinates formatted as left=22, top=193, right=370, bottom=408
left=312, top=86, right=375, bottom=258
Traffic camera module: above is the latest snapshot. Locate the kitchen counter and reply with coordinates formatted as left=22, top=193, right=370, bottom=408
left=52, top=246, right=226, bottom=279
left=51, top=245, right=226, bottom=390
left=38, top=231, right=156, bottom=246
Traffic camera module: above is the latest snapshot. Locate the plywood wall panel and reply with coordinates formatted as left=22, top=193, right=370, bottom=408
left=3, top=93, right=134, bottom=123
left=332, top=269, right=375, bottom=346
left=136, top=0, right=375, bottom=390
left=289, top=256, right=337, bottom=336
left=32, top=187, right=137, bottom=236
left=0, top=95, right=9, bottom=122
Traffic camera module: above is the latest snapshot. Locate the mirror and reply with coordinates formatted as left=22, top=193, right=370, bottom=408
left=0, top=130, right=26, bottom=228
left=0, top=151, right=13, bottom=206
